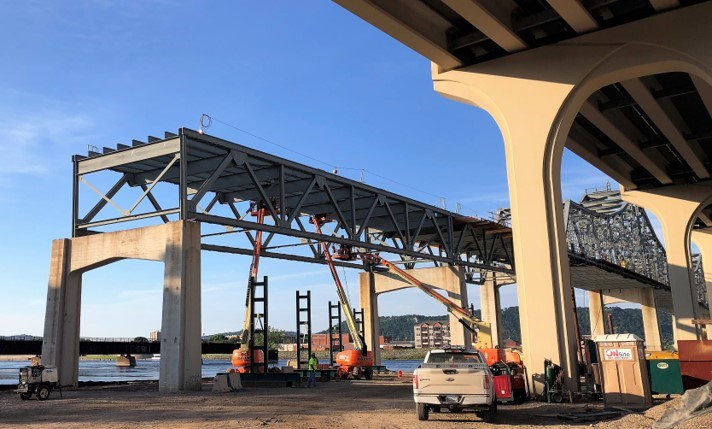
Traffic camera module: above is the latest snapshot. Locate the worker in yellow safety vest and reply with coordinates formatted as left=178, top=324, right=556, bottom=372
left=307, top=353, right=318, bottom=388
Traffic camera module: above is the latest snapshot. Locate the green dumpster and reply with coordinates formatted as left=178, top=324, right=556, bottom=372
left=647, top=359, right=683, bottom=395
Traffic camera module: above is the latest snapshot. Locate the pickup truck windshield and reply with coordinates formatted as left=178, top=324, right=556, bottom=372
left=426, top=352, right=483, bottom=364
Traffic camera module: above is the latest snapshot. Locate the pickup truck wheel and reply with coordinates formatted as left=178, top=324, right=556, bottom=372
left=37, top=385, right=51, bottom=401
left=481, top=401, right=496, bottom=423
left=19, top=393, right=32, bottom=400
left=416, top=403, right=429, bottom=421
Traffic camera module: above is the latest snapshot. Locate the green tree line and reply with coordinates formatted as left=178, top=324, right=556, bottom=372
left=207, top=307, right=674, bottom=349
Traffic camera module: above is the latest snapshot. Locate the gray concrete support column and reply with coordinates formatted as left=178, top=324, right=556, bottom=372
left=41, top=221, right=203, bottom=392
left=446, top=271, right=472, bottom=349
left=159, top=220, right=202, bottom=392
left=588, top=290, right=606, bottom=338
left=358, top=269, right=381, bottom=366
left=42, top=239, right=82, bottom=388
left=639, top=288, right=662, bottom=351
left=480, top=272, right=501, bottom=347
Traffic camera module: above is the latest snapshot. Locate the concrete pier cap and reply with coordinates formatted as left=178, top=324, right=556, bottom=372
left=42, top=220, right=202, bottom=392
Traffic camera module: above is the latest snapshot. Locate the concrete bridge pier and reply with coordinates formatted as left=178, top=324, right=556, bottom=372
left=41, top=220, right=202, bottom=392
left=691, top=230, right=712, bottom=338
left=588, top=290, right=606, bottom=338
left=623, top=184, right=712, bottom=342
left=480, top=272, right=501, bottom=347
left=433, top=62, right=583, bottom=394
left=597, top=288, right=662, bottom=351
left=430, top=20, right=712, bottom=391
left=359, top=265, right=471, bottom=366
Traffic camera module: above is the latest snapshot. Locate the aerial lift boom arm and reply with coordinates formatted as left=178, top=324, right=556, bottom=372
left=240, top=203, right=266, bottom=347
left=363, top=255, right=477, bottom=326
left=311, top=217, right=366, bottom=351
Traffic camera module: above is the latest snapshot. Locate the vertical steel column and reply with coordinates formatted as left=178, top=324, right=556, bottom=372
left=71, top=155, right=80, bottom=237
left=249, top=276, right=268, bottom=374
left=328, top=301, right=343, bottom=366
left=178, top=132, right=188, bottom=220
left=296, top=290, right=311, bottom=369
left=353, top=307, right=365, bottom=346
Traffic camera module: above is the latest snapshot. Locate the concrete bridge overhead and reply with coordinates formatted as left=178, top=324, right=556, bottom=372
left=333, top=0, right=712, bottom=392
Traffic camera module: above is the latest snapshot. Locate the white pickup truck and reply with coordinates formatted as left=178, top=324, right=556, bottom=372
left=413, top=347, right=496, bottom=422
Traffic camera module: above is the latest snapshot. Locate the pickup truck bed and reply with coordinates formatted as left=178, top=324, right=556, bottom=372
left=413, top=349, right=496, bottom=422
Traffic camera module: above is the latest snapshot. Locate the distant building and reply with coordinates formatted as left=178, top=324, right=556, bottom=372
left=310, top=333, right=352, bottom=351
left=149, top=330, right=161, bottom=342
left=414, top=321, right=451, bottom=349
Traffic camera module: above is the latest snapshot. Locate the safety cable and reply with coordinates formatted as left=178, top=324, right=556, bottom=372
left=199, top=113, right=452, bottom=206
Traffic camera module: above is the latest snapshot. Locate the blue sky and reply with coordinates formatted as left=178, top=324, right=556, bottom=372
left=0, top=1, right=615, bottom=338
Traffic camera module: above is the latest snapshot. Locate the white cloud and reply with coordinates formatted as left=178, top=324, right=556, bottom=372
left=0, top=109, right=94, bottom=187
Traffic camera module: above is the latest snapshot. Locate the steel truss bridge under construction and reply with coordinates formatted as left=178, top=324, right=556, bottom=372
left=74, top=128, right=706, bottom=310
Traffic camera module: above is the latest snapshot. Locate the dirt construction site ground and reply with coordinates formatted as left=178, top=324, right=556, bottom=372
left=1, top=375, right=709, bottom=429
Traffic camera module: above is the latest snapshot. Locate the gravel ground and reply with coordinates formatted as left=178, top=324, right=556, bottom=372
left=1, top=376, right=709, bottom=429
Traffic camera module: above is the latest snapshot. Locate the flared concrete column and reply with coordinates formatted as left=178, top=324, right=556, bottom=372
left=622, top=184, right=712, bottom=341
left=434, top=69, right=580, bottom=394
left=427, top=8, right=712, bottom=391
left=691, top=229, right=712, bottom=337
left=159, top=220, right=202, bottom=392
left=588, top=290, right=606, bottom=338
left=359, top=269, right=381, bottom=366
left=480, top=272, right=501, bottom=347
left=639, top=288, right=662, bottom=351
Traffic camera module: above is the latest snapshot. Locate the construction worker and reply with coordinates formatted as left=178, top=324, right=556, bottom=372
left=307, top=353, right=318, bottom=388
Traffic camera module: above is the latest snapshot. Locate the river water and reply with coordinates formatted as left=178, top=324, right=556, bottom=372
left=0, top=359, right=421, bottom=385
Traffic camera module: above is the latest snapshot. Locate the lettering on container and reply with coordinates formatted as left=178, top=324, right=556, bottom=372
left=603, top=348, right=633, bottom=360
left=656, top=362, right=669, bottom=370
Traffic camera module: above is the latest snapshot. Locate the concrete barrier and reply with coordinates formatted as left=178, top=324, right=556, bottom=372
left=212, top=372, right=242, bottom=392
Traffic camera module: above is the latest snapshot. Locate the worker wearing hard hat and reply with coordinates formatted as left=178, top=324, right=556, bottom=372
left=307, top=353, right=318, bottom=388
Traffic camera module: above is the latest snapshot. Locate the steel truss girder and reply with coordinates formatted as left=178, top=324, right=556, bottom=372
left=73, top=128, right=515, bottom=275
left=565, top=197, right=708, bottom=308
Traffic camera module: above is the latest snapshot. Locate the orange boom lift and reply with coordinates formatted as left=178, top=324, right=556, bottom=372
left=311, top=216, right=374, bottom=379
